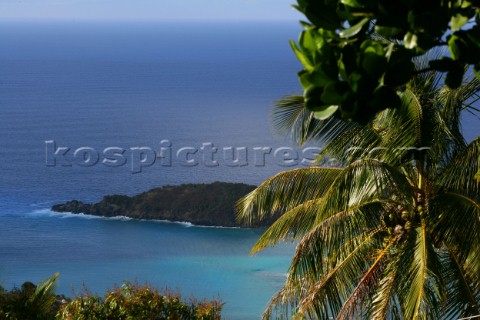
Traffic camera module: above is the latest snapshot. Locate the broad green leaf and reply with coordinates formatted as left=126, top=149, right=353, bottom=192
left=300, top=29, right=316, bottom=52
left=404, top=32, right=418, bottom=49
left=362, top=52, right=387, bottom=78
left=360, top=39, right=383, bottom=56
left=299, top=20, right=312, bottom=28
left=296, top=0, right=307, bottom=10
left=348, top=71, right=377, bottom=95
left=299, top=65, right=336, bottom=89
left=384, top=42, right=395, bottom=60
left=305, top=98, right=325, bottom=112
left=292, top=4, right=302, bottom=12
left=340, top=18, right=369, bottom=38
left=304, top=3, right=340, bottom=30
left=348, top=72, right=363, bottom=93
left=341, top=0, right=363, bottom=8
left=375, top=25, right=402, bottom=38
left=304, top=85, right=322, bottom=100
left=313, top=105, right=339, bottom=120
left=304, top=85, right=326, bottom=111
left=290, top=40, right=314, bottom=71
left=461, top=0, right=473, bottom=9
left=451, top=13, right=470, bottom=31
left=338, top=58, right=348, bottom=81
left=321, top=82, right=350, bottom=105
left=448, top=34, right=468, bottom=60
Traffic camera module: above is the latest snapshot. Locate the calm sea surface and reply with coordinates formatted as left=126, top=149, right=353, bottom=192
left=0, top=21, right=303, bottom=319
left=0, top=21, right=478, bottom=319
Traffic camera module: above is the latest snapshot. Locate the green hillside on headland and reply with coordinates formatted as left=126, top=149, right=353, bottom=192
left=52, top=182, right=276, bottom=228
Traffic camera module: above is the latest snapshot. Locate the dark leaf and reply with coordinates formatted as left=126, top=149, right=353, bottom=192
left=445, top=62, right=465, bottom=89
left=374, top=25, right=403, bottom=38
left=362, top=52, right=387, bottom=78
left=384, top=50, right=415, bottom=87
left=321, top=82, right=350, bottom=105
left=429, top=58, right=456, bottom=72
left=369, top=85, right=401, bottom=110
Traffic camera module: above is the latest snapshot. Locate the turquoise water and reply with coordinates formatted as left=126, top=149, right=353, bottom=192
left=1, top=209, right=294, bottom=319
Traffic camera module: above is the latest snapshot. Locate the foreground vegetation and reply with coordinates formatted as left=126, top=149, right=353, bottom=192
left=237, top=54, right=480, bottom=319
left=0, top=274, right=223, bottom=320
left=290, top=0, right=480, bottom=124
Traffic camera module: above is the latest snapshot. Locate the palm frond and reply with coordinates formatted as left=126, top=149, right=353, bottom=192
left=372, top=89, right=425, bottom=166
left=441, top=246, right=480, bottom=319
left=236, top=167, right=342, bottom=225
left=323, top=159, right=415, bottom=214
left=272, top=94, right=360, bottom=147
left=250, top=198, right=320, bottom=254
left=272, top=94, right=318, bottom=145
left=369, top=254, right=401, bottom=320
left=401, top=222, right=443, bottom=320
left=26, top=272, right=59, bottom=316
left=437, top=75, right=480, bottom=144
left=336, top=238, right=397, bottom=320
left=315, top=125, right=381, bottom=166
left=432, top=191, right=480, bottom=280
left=295, top=228, right=384, bottom=318
left=287, top=201, right=386, bottom=283
left=439, top=137, right=480, bottom=198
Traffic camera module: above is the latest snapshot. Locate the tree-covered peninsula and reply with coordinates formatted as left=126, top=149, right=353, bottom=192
left=52, top=182, right=275, bottom=228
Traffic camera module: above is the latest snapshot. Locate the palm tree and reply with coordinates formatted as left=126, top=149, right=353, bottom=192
left=1, top=273, right=59, bottom=319
left=236, top=57, right=480, bottom=319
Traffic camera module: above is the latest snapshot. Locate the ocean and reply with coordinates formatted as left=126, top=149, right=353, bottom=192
left=0, top=21, right=478, bottom=319
left=0, top=21, right=303, bottom=319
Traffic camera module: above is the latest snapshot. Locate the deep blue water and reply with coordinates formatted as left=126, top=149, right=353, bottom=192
left=0, top=21, right=303, bottom=319
left=0, top=21, right=478, bottom=319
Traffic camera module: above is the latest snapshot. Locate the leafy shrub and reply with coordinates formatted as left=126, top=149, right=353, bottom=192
left=56, top=282, right=223, bottom=320
left=0, top=273, right=65, bottom=320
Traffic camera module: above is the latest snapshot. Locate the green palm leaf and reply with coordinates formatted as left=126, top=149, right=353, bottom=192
left=401, top=222, right=443, bottom=320
left=236, top=167, right=342, bottom=225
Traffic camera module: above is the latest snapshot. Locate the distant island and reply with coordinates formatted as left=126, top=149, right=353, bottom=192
left=51, top=182, right=275, bottom=228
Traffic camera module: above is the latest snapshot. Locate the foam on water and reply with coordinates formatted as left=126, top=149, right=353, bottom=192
left=25, top=208, right=242, bottom=228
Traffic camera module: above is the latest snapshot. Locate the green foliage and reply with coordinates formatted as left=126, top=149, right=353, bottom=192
left=238, top=62, right=480, bottom=318
left=291, top=0, right=480, bottom=123
left=1, top=277, right=222, bottom=320
left=0, top=273, right=64, bottom=320
left=57, top=282, right=223, bottom=320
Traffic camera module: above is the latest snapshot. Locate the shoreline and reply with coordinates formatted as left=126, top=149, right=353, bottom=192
left=49, top=210, right=245, bottom=229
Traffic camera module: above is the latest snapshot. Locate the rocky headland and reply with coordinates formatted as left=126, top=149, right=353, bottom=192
left=51, top=182, right=274, bottom=228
